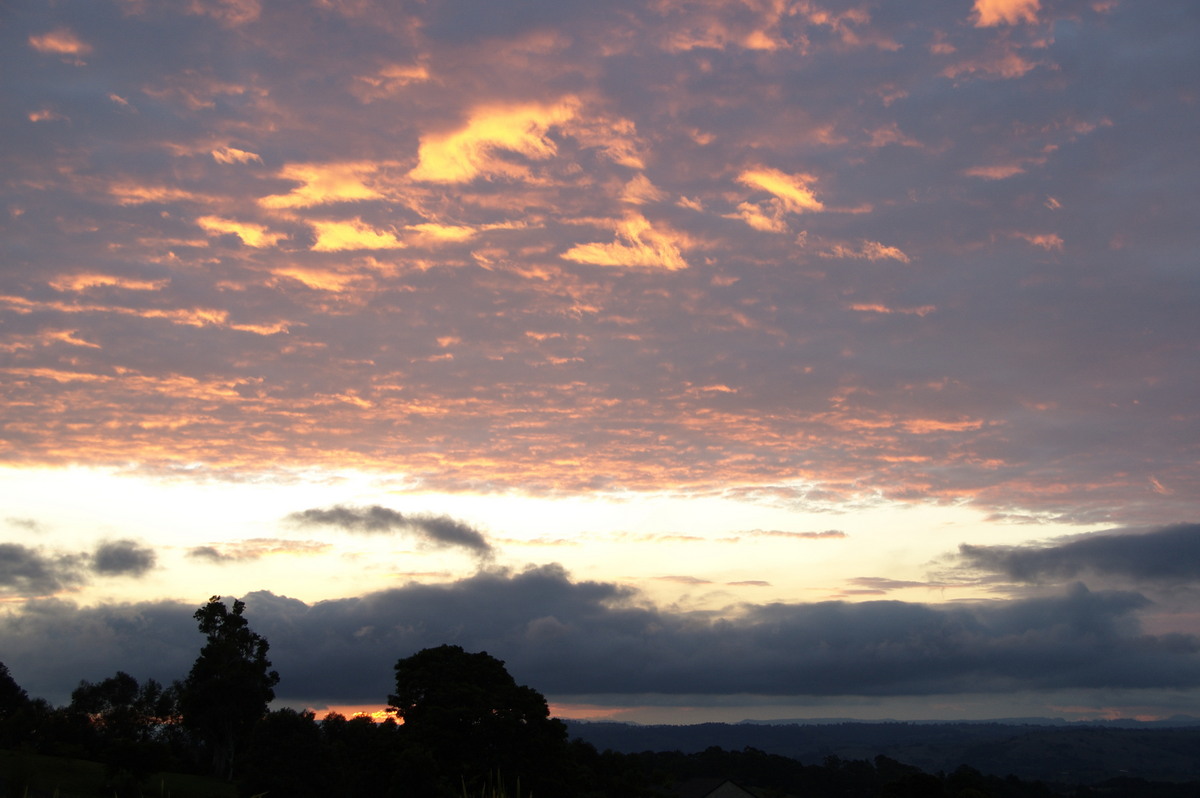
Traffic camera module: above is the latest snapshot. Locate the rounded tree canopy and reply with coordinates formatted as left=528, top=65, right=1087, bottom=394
left=388, top=644, right=568, bottom=787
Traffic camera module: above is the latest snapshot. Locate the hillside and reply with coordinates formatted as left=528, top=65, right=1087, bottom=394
left=564, top=720, right=1200, bottom=784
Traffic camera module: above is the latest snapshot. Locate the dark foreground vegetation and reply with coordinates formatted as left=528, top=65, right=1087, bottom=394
left=3, top=597, right=1200, bottom=797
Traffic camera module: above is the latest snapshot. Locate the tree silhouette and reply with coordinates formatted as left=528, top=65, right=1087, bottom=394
left=179, top=596, right=279, bottom=780
left=69, top=671, right=179, bottom=794
left=389, top=644, right=569, bottom=796
left=0, top=662, right=28, bottom=720
left=0, top=661, right=31, bottom=747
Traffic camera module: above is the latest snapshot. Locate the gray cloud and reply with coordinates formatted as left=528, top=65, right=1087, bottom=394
left=2, top=566, right=1196, bottom=708
left=5, top=517, right=45, bottom=533
left=0, top=543, right=86, bottom=597
left=0, top=539, right=157, bottom=597
left=91, top=539, right=156, bottom=577
left=187, top=545, right=239, bottom=563
left=957, top=524, right=1200, bottom=585
left=287, top=505, right=492, bottom=558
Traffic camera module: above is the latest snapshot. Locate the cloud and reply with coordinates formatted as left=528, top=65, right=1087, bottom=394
left=2, top=0, right=1199, bottom=528
left=91, top=540, right=156, bottom=577
left=746, top=529, right=846, bottom=540
left=187, top=539, right=331, bottom=563
left=963, top=164, right=1027, bottom=179
left=737, top=168, right=824, bottom=214
left=0, top=544, right=86, bottom=597
left=351, top=62, right=431, bottom=103
left=188, top=545, right=235, bottom=563
left=27, top=28, right=92, bottom=57
left=211, top=146, right=262, bottom=165
left=973, top=0, right=1040, bottom=27
left=818, top=240, right=910, bottom=262
left=2, top=568, right=1196, bottom=706
left=187, top=0, right=262, bottom=27
left=560, top=214, right=688, bottom=270
left=286, top=505, right=493, bottom=558
left=196, top=216, right=286, bottom=247
left=408, top=100, right=579, bottom=184
left=1011, top=232, right=1063, bottom=251
left=956, top=524, right=1200, bottom=585
left=309, top=219, right=405, bottom=251
left=260, top=162, right=389, bottom=209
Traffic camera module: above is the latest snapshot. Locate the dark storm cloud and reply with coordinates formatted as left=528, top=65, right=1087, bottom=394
left=91, top=539, right=156, bottom=576
left=0, top=543, right=86, bottom=597
left=287, top=505, right=492, bottom=558
left=957, top=524, right=1200, bottom=585
left=2, top=566, right=1197, bottom=707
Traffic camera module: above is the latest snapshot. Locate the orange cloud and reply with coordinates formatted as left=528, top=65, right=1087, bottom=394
left=963, top=164, right=1026, bottom=180
left=260, top=162, right=389, bottom=209
left=43, top=330, right=101, bottom=349
left=738, top=168, right=824, bottom=213
left=405, top=223, right=479, bottom=243
left=1012, top=232, right=1063, bottom=251
left=310, top=218, right=405, bottom=251
left=108, top=183, right=209, bottom=206
left=408, top=99, right=579, bottom=183
left=197, top=216, right=286, bottom=248
left=848, top=303, right=935, bottom=316
left=973, top=0, right=1040, bottom=27
left=28, top=28, right=92, bottom=56
left=561, top=214, right=688, bottom=270
left=49, top=274, right=169, bottom=292
left=352, top=62, right=430, bottom=103
left=621, top=174, right=667, bottom=205
left=28, top=109, right=67, bottom=122
left=733, top=201, right=788, bottom=233
left=271, top=267, right=362, bottom=292
left=212, top=146, right=262, bottom=165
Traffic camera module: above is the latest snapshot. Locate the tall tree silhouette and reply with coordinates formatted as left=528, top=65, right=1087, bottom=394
left=179, top=596, right=279, bottom=780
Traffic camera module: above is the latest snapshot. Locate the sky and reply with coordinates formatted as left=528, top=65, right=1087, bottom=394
left=2, top=0, right=1199, bottom=725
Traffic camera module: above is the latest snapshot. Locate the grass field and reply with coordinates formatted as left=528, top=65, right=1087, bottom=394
left=0, top=749, right=236, bottom=798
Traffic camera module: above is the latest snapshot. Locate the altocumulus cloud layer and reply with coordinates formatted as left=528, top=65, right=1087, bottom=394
left=0, top=0, right=1196, bottom=525
left=3, top=561, right=1199, bottom=709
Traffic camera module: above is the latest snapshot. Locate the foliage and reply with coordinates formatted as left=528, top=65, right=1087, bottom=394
left=67, top=671, right=181, bottom=795
left=179, top=596, right=279, bottom=781
left=0, top=662, right=31, bottom=748
left=238, top=708, right=330, bottom=798
left=389, top=644, right=571, bottom=797
left=319, top=711, right=403, bottom=797
left=0, top=664, right=28, bottom=720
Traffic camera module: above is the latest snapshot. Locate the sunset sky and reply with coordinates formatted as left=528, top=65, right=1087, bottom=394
left=3, top=0, right=1199, bottom=724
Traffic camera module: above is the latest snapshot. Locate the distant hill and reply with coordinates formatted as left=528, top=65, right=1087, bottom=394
left=564, top=719, right=1200, bottom=784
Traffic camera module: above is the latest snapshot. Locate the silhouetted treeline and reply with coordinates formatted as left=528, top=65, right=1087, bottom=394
left=5, top=601, right=1200, bottom=797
